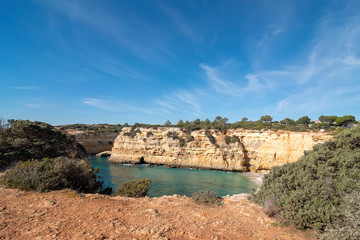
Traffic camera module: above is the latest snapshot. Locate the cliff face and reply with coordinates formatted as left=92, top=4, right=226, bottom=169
left=64, top=131, right=118, bottom=155
left=109, top=127, right=333, bottom=172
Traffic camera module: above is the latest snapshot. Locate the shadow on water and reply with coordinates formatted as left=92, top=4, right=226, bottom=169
left=89, top=156, right=259, bottom=197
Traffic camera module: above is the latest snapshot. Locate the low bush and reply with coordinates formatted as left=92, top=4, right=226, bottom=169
left=166, top=131, right=179, bottom=140
left=179, top=138, right=186, bottom=147
left=225, top=135, right=240, bottom=144
left=0, top=157, right=102, bottom=193
left=205, top=132, right=218, bottom=147
left=146, top=131, right=154, bottom=137
left=255, top=126, right=360, bottom=233
left=185, top=134, right=195, bottom=142
left=321, top=191, right=360, bottom=240
left=123, top=126, right=141, bottom=138
left=192, top=190, right=222, bottom=206
left=113, top=178, right=151, bottom=198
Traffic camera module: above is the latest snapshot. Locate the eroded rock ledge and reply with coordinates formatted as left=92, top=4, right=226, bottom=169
left=109, top=127, right=332, bottom=172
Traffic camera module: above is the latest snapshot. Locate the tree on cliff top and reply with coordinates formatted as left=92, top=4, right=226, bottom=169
left=319, top=115, right=338, bottom=124
left=260, top=115, right=273, bottom=123
left=0, top=120, right=88, bottom=168
left=255, top=125, right=360, bottom=238
left=296, top=116, right=311, bottom=125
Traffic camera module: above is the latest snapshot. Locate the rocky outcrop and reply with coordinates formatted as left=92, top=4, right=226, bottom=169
left=66, top=132, right=118, bottom=155
left=109, top=127, right=332, bottom=172
left=96, top=151, right=112, bottom=157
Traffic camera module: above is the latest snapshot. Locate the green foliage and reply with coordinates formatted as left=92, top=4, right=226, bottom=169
left=0, top=120, right=88, bottom=168
left=280, top=118, right=296, bottom=126
left=260, top=115, right=273, bottom=123
left=146, top=131, right=154, bottom=137
left=319, top=115, right=338, bottom=124
left=255, top=126, right=360, bottom=232
left=297, top=116, right=311, bottom=125
left=164, top=120, right=172, bottom=126
left=113, top=179, right=151, bottom=198
left=335, top=115, right=356, bottom=126
left=205, top=132, right=218, bottom=147
left=321, top=191, right=360, bottom=240
left=179, top=138, right=186, bottom=147
left=166, top=131, right=179, bottom=140
left=123, top=126, right=141, bottom=138
left=192, top=190, right=222, bottom=206
left=225, top=135, right=240, bottom=144
left=176, top=119, right=184, bottom=127
left=0, top=157, right=102, bottom=193
left=59, top=123, right=122, bottom=133
left=185, top=134, right=195, bottom=142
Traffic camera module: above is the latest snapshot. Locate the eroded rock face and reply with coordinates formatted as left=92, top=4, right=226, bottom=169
left=69, top=132, right=118, bottom=155
left=109, top=127, right=333, bottom=172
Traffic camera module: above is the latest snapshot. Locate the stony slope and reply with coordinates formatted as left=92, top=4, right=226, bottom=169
left=110, top=127, right=332, bottom=172
left=0, top=187, right=315, bottom=240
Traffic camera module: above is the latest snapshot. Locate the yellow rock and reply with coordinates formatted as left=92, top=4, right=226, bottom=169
left=109, top=127, right=332, bottom=172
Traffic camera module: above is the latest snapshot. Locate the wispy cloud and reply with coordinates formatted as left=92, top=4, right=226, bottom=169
left=37, top=0, right=173, bottom=63
left=82, top=98, right=139, bottom=112
left=257, top=26, right=286, bottom=47
left=26, top=103, right=42, bottom=108
left=152, top=90, right=202, bottom=117
left=199, top=63, right=271, bottom=97
left=273, top=12, right=360, bottom=115
left=159, top=2, right=200, bottom=42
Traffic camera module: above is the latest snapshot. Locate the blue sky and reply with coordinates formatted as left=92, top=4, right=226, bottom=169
left=1, top=0, right=359, bottom=125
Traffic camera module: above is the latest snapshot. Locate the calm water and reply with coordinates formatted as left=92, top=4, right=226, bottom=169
left=90, top=156, right=259, bottom=197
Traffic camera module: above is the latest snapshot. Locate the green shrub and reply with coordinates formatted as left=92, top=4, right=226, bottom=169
left=185, top=134, right=195, bottom=142
left=321, top=191, right=360, bottom=240
left=192, top=190, right=222, bottom=206
left=225, top=135, right=240, bottom=144
left=0, top=157, right=101, bottom=193
left=255, top=126, right=360, bottom=232
left=113, top=179, right=151, bottom=198
left=166, top=131, right=179, bottom=140
left=146, top=131, right=154, bottom=137
left=123, top=126, right=141, bottom=138
left=179, top=138, right=186, bottom=147
left=205, top=132, right=218, bottom=147
left=0, top=120, right=88, bottom=168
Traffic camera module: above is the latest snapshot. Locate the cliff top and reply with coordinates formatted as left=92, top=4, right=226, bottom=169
left=0, top=187, right=315, bottom=240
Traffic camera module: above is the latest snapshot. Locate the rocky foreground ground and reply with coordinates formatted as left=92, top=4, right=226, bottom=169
left=0, top=188, right=315, bottom=240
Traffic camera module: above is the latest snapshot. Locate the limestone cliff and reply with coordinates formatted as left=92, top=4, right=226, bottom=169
left=62, top=130, right=118, bottom=155
left=109, top=127, right=333, bottom=172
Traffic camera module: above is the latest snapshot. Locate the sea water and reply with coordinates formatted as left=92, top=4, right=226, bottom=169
left=89, top=156, right=259, bottom=197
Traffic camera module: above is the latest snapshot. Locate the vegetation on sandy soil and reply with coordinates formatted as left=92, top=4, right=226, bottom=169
left=113, top=178, right=151, bottom=198
left=0, top=157, right=102, bottom=193
left=58, top=123, right=122, bottom=133
left=0, top=119, right=88, bottom=168
left=192, top=190, right=222, bottom=206
left=123, top=125, right=141, bottom=138
left=55, top=115, right=357, bottom=134
left=254, top=126, right=360, bottom=239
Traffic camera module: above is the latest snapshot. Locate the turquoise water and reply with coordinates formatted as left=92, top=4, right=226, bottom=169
left=89, top=156, right=259, bottom=197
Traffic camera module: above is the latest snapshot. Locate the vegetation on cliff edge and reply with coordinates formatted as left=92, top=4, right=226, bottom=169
left=0, top=157, right=102, bottom=193
left=255, top=126, right=360, bottom=239
left=0, top=120, right=88, bottom=168
left=113, top=178, right=151, bottom=198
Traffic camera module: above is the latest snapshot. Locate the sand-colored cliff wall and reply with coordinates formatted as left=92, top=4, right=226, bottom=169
left=64, top=131, right=118, bottom=155
left=109, top=127, right=333, bottom=172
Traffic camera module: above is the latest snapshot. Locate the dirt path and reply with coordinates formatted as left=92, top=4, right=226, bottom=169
left=0, top=188, right=315, bottom=240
